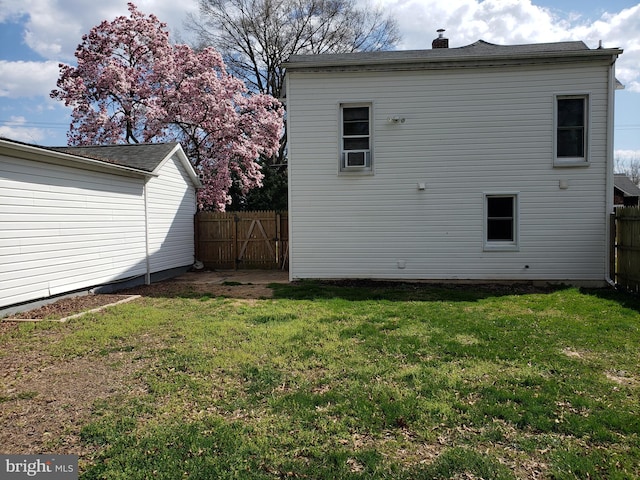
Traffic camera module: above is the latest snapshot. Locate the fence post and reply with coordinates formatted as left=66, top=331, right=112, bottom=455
left=233, top=214, right=239, bottom=270
left=194, top=213, right=200, bottom=262
left=275, top=212, right=281, bottom=266
left=610, top=212, right=616, bottom=284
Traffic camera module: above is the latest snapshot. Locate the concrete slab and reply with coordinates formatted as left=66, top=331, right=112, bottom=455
left=173, top=270, right=289, bottom=285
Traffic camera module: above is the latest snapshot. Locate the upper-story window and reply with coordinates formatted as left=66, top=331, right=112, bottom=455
left=340, top=103, right=372, bottom=173
left=555, top=94, right=589, bottom=166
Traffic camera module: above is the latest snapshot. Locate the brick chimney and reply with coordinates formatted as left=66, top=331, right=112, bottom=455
left=432, top=29, right=449, bottom=49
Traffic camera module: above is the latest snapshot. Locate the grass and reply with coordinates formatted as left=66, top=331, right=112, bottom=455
left=2, top=281, right=639, bottom=479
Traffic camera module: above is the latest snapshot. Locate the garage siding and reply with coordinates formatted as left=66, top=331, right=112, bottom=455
left=0, top=155, right=147, bottom=306
left=146, top=153, right=198, bottom=273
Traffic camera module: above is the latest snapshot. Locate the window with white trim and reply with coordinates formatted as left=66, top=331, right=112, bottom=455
left=340, top=103, right=372, bottom=173
left=484, top=194, right=519, bottom=250
left=555, top=94, right=589, bottom=166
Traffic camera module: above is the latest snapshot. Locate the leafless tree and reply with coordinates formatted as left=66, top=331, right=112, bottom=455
left=615, top=151, right=640, bottom=185
left=187, top=0, right=400, bottom=99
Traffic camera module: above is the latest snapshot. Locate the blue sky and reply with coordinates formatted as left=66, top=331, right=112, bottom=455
left=0, top=0, right=639, bottom=160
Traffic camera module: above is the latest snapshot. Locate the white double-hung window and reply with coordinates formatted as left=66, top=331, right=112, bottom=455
left=484, top=194, right=519, bottom=251
left=340, top=103, right=372, bottom=173
left=554, top=94, right=589, bottom=166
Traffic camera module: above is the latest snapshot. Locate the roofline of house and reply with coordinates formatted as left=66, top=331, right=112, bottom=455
left=284, top=45, right=623, bottom=71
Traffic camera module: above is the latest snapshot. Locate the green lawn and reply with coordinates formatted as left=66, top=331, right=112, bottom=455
left=2, top=282, right=639, bottom=479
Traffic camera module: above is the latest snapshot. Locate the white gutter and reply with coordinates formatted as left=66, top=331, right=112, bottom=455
left=605, top=56, right=618, bottom=287
left=143, top=180, right=151, bottom=285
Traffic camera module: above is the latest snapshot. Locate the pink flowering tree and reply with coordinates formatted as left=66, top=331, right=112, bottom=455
left=51, top=3, right=283, bottom=211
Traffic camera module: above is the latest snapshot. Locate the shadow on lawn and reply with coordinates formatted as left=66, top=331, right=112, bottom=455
left=122, top=279, right=565, bottom=303
left=124, top=278, right=640, bottom=310
left=269, top=280, right=570, bottom=303
left=580, top=286, right=640, bottom=313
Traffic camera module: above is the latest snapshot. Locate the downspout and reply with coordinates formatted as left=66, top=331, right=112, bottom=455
left=143, top=179, right=151, bottom=285
left=605, top=56, right=617, bottom=287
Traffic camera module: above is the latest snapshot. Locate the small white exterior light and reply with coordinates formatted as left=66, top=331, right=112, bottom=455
left=417, top=182, right=426, bottom=190
left=559, top=179, right=569, bottom=189
left=387, top=116, right=406, bottom=124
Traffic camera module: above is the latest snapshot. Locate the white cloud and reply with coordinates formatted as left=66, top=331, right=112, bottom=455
left=615, top=149, right=640, bottom=161
left=0, top=0, right=26, bottom=22
left=0, top=116, right=46, bottom=143
left=568, top=5, right=640, bottom=92
left=0, top=60, right=61, bottom=98
left=376, top=0, right=640, bottom=91
left=3, top=0, right=640, bottom=98
left=4, top=0, right=639, bottom=91
left=376, top=0, right=570, bottom=49
left=2, top=0, right=200, bottom=61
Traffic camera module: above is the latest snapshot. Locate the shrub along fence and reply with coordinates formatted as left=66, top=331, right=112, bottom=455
left=195, top=211, right=288, bottom=270
left=612, top=207, right=640, bottom=292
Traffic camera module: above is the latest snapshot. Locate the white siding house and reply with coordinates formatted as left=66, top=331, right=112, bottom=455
left=284, top=39, right=623, bottom=285
left=0, top=139, right=201, bottom=310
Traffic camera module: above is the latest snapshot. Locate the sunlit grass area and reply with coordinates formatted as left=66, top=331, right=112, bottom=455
left=2, top=282, right=639, bottom=479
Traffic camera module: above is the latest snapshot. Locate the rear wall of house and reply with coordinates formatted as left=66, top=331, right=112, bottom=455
left=287, top=60, right=613, bottom=283
left=0, top=156, right=147, bottom=307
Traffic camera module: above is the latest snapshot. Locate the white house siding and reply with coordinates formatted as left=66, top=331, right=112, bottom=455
left=287, top=60, right=613, bottom=282
left=0, top=155, right=147, bottom=307
left=146, top=153, right=197, bottom=273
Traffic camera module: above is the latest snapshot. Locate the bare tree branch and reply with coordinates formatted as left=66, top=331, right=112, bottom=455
left=186, top=0, right=400, bottom=99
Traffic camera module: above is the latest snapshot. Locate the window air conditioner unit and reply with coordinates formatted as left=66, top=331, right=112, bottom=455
left=343, top=150, right=371, bottom=168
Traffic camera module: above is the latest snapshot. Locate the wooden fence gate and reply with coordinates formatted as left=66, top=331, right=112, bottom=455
left=612, top=207, right=640, bottom=293
left=195, top=211, right=288, bottom=270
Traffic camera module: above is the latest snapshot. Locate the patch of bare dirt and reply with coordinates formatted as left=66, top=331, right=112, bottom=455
left=606, top=370, right=638, bottom=387
left=2, top=281, right=275, bottom=324
left=0, top=280, right=275, bottom=455
left=0, top=347, right=149, bottom=455
left=124, top=281, right=276, bottom=301
left=6, top=295, right=135, bottom=321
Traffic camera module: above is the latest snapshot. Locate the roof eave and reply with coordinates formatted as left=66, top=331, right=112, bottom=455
left=284, top=48, right=623, bottom=71
left=0, top=138, right=152, bottom=178
left=616, top=187, right=639, bottom=197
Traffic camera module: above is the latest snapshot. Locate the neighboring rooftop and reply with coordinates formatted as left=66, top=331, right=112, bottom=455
left=614, top=173, right=640, bottom=197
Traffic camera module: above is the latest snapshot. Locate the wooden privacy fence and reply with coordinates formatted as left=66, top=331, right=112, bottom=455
left=195, top=211, right=288, bottom=270
left=612, top=207, right=640, bottom=293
